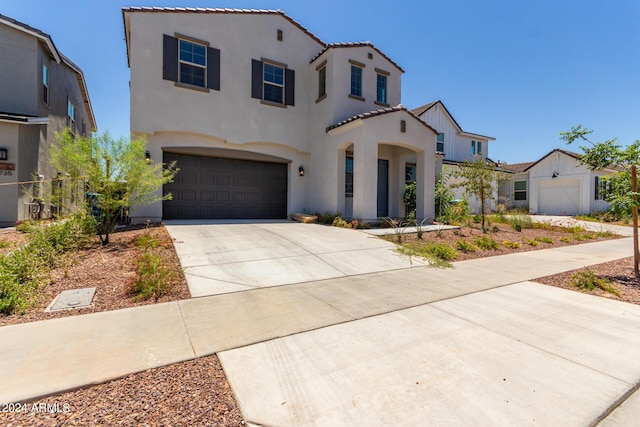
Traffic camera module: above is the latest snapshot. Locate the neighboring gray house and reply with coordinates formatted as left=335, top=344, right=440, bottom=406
left=0, top=14, right=96, bottom=227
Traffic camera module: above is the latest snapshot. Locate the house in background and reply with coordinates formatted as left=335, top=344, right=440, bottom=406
left=123, top=7, right=438, bottom=223
left=501, top=149, right=614, bottom=216
left=411, top=100, right=497, bottom=213
left=0, top=14, right=96, bottom=227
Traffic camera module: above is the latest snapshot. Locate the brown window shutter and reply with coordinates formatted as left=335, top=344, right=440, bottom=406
left=285, top=68, right=295, bottom=106
left=207, top=47, right=221, bottom=90
left=163, top=35, right=178, bottom=82
left=251, top=59, right=263, bottom=99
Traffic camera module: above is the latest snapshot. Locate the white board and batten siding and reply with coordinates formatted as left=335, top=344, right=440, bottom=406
left=528, top=150, right=604, bottom=216
left=419, top=104, right=488, bottom=163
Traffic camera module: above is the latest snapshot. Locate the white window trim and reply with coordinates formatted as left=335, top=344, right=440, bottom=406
left=514, top=180, right=527, bottom=201
left=263, top=62, right=285, bottom=104
left=350, top=64, right=363, bottom=98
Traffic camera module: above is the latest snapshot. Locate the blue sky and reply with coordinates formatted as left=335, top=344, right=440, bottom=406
left=3, top=0, right=639, bottom=163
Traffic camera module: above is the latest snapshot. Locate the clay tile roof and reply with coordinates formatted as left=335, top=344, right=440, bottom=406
left=310, top=42, right=404, bottom=73
left=122, top=7, right=325, bottom=47
left=326, top=105, right=437, bottom=135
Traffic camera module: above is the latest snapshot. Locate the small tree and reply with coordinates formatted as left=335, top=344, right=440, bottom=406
left=561, top=125, right=640, bottom=275
left=50, top=130, right=178, bottom=244
left=450, top=157, right=508, bottom=230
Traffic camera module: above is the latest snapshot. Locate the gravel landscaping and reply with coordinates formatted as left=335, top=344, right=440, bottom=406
left=536, top=256, right=640, bottom=305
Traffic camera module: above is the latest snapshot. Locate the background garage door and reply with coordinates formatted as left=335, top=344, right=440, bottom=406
left=163, top=153, right=288, bottom=220
left=537, top=179, right=580, bottom=215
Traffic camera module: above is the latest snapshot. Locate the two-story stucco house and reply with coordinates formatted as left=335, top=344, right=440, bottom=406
left=0, top=14, right=96, bottom=227
left=123, top=7, right=438, bottom=223
left=412, top=100, right=497, bottom=212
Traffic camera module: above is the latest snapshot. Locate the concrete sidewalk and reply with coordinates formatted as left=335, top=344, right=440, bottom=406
left=0, top=237, right=632, bottom=407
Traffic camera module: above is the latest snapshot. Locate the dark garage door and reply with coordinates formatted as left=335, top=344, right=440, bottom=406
left=163, top=152, right=288, bottom=220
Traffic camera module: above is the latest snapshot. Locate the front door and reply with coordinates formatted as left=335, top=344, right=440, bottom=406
left=377, top=159, right=389, bottom=217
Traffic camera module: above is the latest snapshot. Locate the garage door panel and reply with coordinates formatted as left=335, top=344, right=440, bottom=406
left=537, top=180, right=580, bottom=215
left=163, top=153, right=288, bottom=220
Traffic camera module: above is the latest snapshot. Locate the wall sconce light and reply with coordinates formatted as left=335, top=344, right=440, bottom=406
left=552, top=171, right=559, bottom=178
left=0, top=148, right=7, bottom=161
left=145, top=150, right=151, bottom=163
left=298, top=166, right=305, bottom=177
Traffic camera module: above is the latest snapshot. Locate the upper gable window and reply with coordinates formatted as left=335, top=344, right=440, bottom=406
left=179, top=39, right=206, bottom=87
left=42, top=63, right=49, bottom=105
left=350, top=65, right=363, bottom=98
left=162, top=34, right=220, bottom=91
left=263, top=63, right=285, bottom=104
left=251, top=59, right=295, bottom=107
left=436, top=133, right=445, bottom=153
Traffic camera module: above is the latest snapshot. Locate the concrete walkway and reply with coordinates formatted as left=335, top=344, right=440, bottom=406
left=0, top=237, right=637, bottom=426
left=165, top=220, right=429, bottom=297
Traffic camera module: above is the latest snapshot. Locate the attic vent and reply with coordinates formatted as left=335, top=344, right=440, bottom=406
left=277, top=29, right=283, bottom=41
left=368, top=52, right=373, bottom=60
left=400, top=120, right=406, bottom=133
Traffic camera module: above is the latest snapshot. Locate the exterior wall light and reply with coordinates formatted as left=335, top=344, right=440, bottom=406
left=298, top=166, right=305, bottom=177
left=552, top=171, right=559, bottom=178
left=0, top=148, right=7, bottom=161
left=145, top=150, right=151, bottom=163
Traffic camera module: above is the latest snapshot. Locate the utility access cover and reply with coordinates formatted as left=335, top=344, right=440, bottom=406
left=47, top=288, right=96, bottom=312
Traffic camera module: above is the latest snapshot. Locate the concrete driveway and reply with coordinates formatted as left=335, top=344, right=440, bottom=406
left=165, top=220, right=427, bottom=297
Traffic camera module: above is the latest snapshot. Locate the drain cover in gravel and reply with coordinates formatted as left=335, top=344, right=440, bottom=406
left=47, top=288, right=96, bottom=312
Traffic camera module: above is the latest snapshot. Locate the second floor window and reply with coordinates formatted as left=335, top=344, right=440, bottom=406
left=67, top=100, right=76, bottom=131
left=471, top=140, right=482, bottom=155
left=263, top=63, right=285, bottom=104
left=318, top=66, right=326, bottom=99
left=436, top=133, right=445, bottom=152
left=376, top=73, right=387, bottom=104
left=42, top=63, right=49, bottom=105
left=350, top=65, right=362, bottom=97
left=179, top=39, right=206, bottom=87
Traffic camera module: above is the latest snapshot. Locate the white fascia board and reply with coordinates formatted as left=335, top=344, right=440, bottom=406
left=459, top=131, right=495, bottom=141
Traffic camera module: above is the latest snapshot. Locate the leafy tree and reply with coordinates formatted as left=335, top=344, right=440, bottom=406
left=561, top=125, right=640, bottom=275
left=450, top=157, right=508, bottom=231
left=403, top=181, right=416, bottom=219
left=50, top=129, right=178, bottom=244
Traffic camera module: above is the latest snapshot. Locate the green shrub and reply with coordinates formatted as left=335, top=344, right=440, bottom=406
left=316, top=211, right=341, bottom=225
left=559, top=237, right=571, bottom=243
left=474, top=235, right=498, bottom=250
left=425, top=242, right=458, bottom=261
left=525, top=239, right=538, bottom=246
left=133, top=233, right=161, bottom=249
left=129, top=252, right=175, bottom=301
left=535, top=236, right=554, bottom=244
left=503, top=240, right=521, bottom=249
left=332, top=216, right=351, bottom=228
left=472, top=214, right=481, bottom=224
left=571, top=270, right=619, bottom=296
left=456, top=239, right=477, bottom=252
left=509, top=215, right=533, bottom=232
left=403, top=182, right=417, bottom=219
left=0, top=213, right=94, bottom=314
left=0, top=240, right=10, bottom=249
